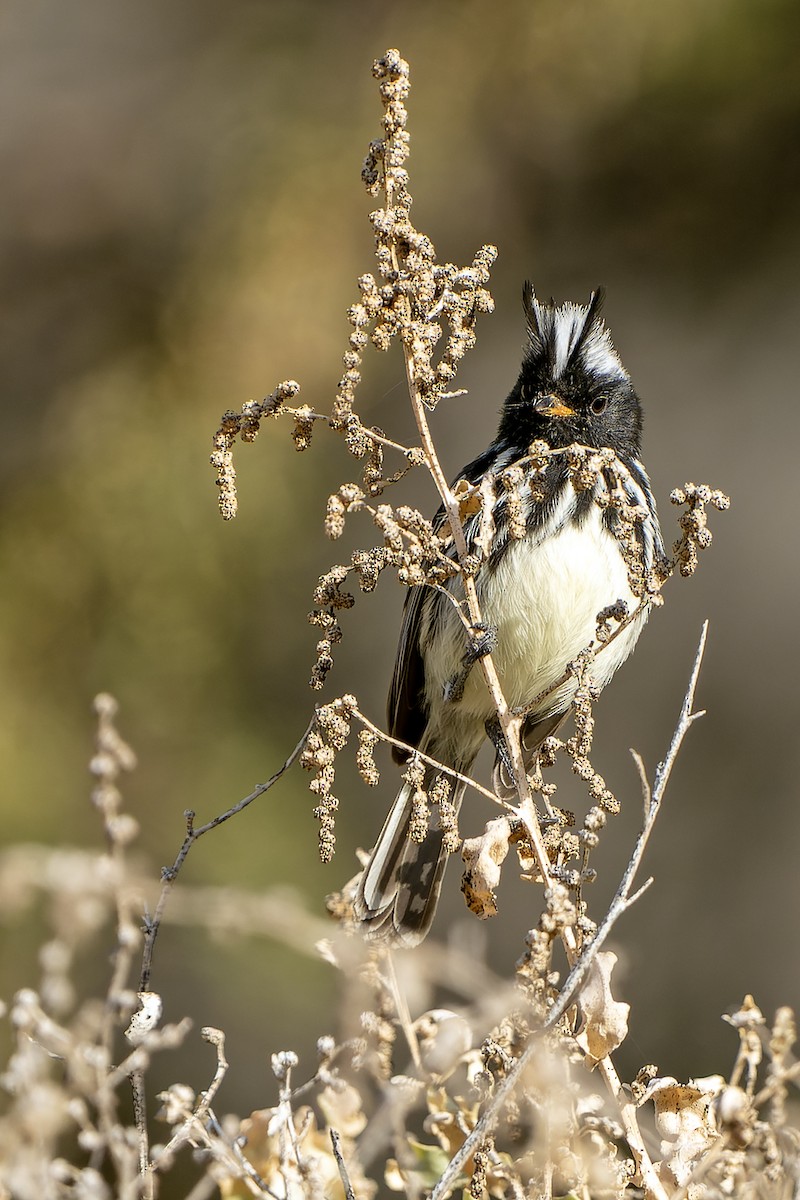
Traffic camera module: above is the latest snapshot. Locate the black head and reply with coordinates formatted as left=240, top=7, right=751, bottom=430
left=497, top=284, right=643, bottom=462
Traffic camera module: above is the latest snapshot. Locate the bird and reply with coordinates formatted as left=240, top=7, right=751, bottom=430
left=353, top=284, right=664, bottom=946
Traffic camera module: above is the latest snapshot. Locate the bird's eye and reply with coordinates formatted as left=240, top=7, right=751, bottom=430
left=590, top=396, right=608, bottom=416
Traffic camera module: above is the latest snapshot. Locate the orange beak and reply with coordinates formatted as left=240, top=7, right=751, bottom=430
left=534, top=393, right=574, bottom=417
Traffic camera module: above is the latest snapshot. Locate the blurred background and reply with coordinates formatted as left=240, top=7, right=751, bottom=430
left=1, top=0, right=799, bottom=1166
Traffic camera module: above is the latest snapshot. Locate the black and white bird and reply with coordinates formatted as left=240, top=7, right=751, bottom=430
left=354, top=285, right=664, bottom=946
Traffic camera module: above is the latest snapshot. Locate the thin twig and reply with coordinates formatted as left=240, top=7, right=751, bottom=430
left=147, top=1029, right=281, bottom=1197
left=432, top=624, right=709, bottom=1200
left=129, top=717, right=314, bottom=1193
left=109, top=1021, right=193, bottom=1090
left=196, top=1027, right=229, bottom=1117
left=406, top=339, right=554, bottom=878
left=651, top=620, right=708, bottom=803
left=130, top=1070, right=151, bottom=1198
left=351, top=704, right=509, bottom=809
left=359, top=424, right=419, bottom=458
left=330, top=1129, right=357, bottom=1200
left=139, top=713, right=315, bottom=993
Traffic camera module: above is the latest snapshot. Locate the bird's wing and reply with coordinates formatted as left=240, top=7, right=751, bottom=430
left=387, top=581, right=429, bottom=762
left=386, top=443, right=508, bottom=764
left=386, top=442, right=510, bottom=762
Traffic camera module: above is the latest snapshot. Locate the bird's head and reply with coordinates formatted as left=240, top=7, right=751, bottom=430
left=498, top=284, right=643, bottom=461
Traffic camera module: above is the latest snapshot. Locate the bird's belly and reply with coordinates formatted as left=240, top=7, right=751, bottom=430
left=423, top=508, right=646, bottom=731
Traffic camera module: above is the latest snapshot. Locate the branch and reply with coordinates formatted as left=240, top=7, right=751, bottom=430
left=128, top=717, right=314, bottom=1192
left=351, top=703, right=506, bottom=809
left=330, top=1130, right=356, bottom=1200
left=138, top=713, right=315, bottom=993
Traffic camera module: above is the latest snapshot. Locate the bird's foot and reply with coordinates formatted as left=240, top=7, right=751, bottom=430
left=465, top=621, right=497, bottom=664
left=484, top=715, right=517, bottom=784
left=443, top=622, right=499, bottom=704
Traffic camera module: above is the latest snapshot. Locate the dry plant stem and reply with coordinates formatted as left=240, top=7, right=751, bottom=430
left=275, top=1068, right=309, bottom=1192
left=400, top=319, right=555, bottom=920
left=147, top=1029, right=230, bottom=1191
left=100, top=866, right=137, bottom=1058
left=131, top=1071, right=151, bottom=1197
left=330, top=1129, right=357, bottom=1200
left=597, top=1058, right=665, bottom=1200
left=196, top=1027, right=229, bottom=1114
left=139, top=714, right=315, bottom=993
left=224, top=1145, right=278, bottom=1200
left=432, top=624, right=709, bottom=1200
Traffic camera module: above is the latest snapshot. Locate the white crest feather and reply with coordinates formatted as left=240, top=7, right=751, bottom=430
left=525, top=287, right=628, bottom=383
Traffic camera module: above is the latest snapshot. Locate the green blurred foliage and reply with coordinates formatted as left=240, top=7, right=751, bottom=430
left=1, top=0, right=799, bottom=1146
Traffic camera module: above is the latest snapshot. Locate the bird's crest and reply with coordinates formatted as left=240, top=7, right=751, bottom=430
left=522, top=283, right=627, bottom=383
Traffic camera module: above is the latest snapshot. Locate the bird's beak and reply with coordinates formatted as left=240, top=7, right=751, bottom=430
left=534, top=393, right=574, bottom=417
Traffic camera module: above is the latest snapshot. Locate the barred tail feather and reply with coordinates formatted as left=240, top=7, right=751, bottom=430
left=354, top=774, right=466, bottom=947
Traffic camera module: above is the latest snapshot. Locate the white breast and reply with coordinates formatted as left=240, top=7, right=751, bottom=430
left=422, top=502, right=647, bottom=737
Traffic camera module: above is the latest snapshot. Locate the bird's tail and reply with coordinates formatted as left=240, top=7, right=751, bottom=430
left=354, top=766, right=466, bottom=948
left=353, top=712, right=568, bottom=946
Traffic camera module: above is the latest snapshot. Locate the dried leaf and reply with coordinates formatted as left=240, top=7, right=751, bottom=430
left=575, top=951, right=630, bottom=1065
left=643, top=1074, right=724, bottom=1187
left=454, top=477, right=481, bottom=519
left=460, top=816, right=512, bottom=919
